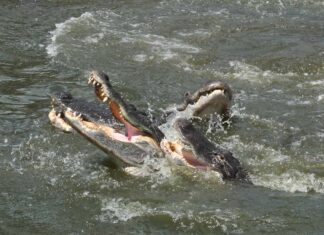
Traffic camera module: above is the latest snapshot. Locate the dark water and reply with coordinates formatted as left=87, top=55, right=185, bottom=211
left=1, top=0, right=324, bottom=234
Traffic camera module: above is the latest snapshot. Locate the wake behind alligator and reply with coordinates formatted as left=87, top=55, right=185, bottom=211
left=49, top=71, right=249, bottom=182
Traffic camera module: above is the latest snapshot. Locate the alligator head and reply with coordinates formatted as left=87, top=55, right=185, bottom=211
left=161, top=118, right=249, bottom=181
left=49, top=91, right=161, bottom=167
left=176, top=81, right=233, bottom=119
left=88, top=71, right=164, bottom=144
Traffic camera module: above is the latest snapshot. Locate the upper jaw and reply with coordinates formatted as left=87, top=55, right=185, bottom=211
left=88, top=71, right=111, bottom=103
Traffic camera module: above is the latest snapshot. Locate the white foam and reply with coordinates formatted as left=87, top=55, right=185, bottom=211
left=138, top=34, right=200, bottom=62
left=133, top=54, right=148, bottom=62
left=316, top=132, right=324, bottom=138
left=203, top=8, right=230, bottom=17
left=177, top=29, right=213, bottom=37
left=98, top=198, right=151, bottom=223
left=312, top=80, right=324, bottom=86
left=253, top=170, right=324, bottom=193
left=98, top=197, right=239, bottom=232
left=286, top=98, right=311, bottom=106
left=232, top=105, right=286, bottom=130
left=225, top=135, right=290, bottom=166
left=224, top=135, right=324, bottom=193
left=266, top=88, right=283, bottom=94
left=46, top=10, right=200, bottom=71
left=83, top=32, right=104, bottom=44
left=46, top=12, right=94, bottom=57
left=229, top=61, right=295, bottom=83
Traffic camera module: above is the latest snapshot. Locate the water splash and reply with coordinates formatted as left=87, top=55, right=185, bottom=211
left=253, top=170, right=324, bottom=193
left=46, top=12, right=95, bottom=57
left=229, top=61, right=296, bottom=84
left=46, top=10, right=200, bottom=70
left=97, top=197, right=241, bottom=233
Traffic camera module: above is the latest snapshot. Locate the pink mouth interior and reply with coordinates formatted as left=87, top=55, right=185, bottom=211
left=162, top=141, right=208, bottom=170
left=109, top=100, right=145, bottom=140
left=124, top=122, right=144, bottom=140
left=181, top=149, right=208, bottom=170
left=110, top=125, right=144, bottom=143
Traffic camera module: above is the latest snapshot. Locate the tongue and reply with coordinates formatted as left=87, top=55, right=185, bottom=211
left=124, top=122, right=143, bottom=140
left=181, top=149, right=208, bottom=169
left=109, top=101, right=144, bottom=139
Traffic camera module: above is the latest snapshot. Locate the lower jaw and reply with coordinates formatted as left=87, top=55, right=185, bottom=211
left=64, top=111, right=159, bottom=149
left=160, top=140, right=210, bottom=170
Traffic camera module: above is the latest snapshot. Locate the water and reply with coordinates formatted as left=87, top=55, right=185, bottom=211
left=1, top=0, right=324, bottom=234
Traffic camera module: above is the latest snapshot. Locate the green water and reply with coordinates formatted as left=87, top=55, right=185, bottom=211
left=1, top=0, right=324, bottom=234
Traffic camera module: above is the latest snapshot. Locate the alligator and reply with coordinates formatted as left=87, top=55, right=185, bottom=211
left=49, top=71, right=248, bottom=181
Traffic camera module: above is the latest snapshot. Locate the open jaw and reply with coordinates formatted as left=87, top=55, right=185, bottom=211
left=62, top=110, right=160, bottom=166
left=161, top=118, right=249, bottom=181
left=160, top=139, right=212, bottom=171
left=161, top=138, right=248, bottom=181
left=48, top=92, right=160, bottom=166
left=88, top=70, right=164, bottom=143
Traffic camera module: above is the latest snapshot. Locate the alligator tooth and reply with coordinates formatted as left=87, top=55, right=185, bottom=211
left=103, top=97, right=108, bottom=102
left=57, top=112, right=63, bottom=118
left=77, top=113, right=82, bottom=118
left=67, top=108, right=72, bottom=112
left=73, top=112, right=77, bottom=116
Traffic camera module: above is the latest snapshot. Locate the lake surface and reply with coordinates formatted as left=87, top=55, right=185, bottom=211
left=1, top=0, right=324, bottom=234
